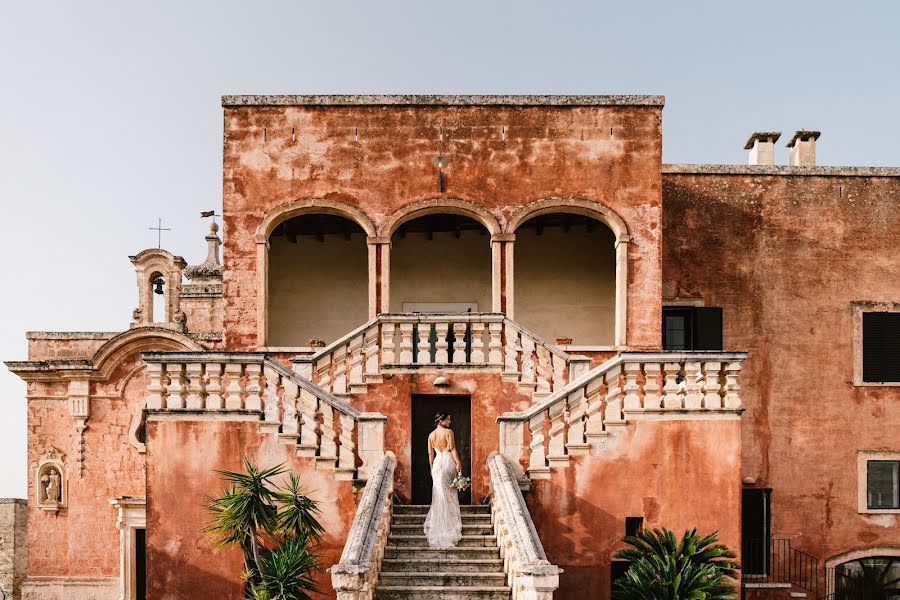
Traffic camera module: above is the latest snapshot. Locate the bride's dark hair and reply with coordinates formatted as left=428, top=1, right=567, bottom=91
left=433, top=411, right=451, bottom=426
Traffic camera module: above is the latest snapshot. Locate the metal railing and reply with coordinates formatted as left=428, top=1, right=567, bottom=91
left=742, top=538, right=820, bottom=596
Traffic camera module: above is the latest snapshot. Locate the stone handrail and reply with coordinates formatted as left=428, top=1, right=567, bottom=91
left=487, top=452, right=560, bottom=599
left=143, top=352, right=386, bottom=480
left=330, top=452, right=397, bottom=600
left=498, top=351, right=748, bottom=479
left=291, top=313, right=579, bottom=399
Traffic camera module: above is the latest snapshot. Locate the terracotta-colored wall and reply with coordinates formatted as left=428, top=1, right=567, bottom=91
left=145, top=416, right=355, bottom=600
left=222, top=104, right=663, bottom=350
left=26, top=354, right=148, bottom=577
left=528, top=418, right=742, bottom=599
left=662, top=173, right=900, bottom=566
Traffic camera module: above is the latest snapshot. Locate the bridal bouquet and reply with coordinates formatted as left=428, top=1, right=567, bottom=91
left=449, top=473, right=471, bottom=492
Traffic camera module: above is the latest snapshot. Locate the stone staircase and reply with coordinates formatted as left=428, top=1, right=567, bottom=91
left=375, top=504, right=511, bottom=599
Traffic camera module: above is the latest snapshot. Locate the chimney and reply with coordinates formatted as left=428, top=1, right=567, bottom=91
left=787, top=130, right=820, bottom=166
left=744, top=132, right=781, bottom=165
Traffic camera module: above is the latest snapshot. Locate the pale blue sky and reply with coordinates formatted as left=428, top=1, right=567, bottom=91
left=1, top=1, right=898, bottom=497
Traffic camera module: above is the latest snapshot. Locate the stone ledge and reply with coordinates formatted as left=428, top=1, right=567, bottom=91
left=25, top=332, right=118, bottom=340
left=663, top=164, right=900, bottom=177
left=222, top=94, right=665, bottom=107
left=0, top=498, right=26, bottom=504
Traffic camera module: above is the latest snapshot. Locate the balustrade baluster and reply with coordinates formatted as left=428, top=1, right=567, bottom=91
left=552, top=354, right=566, bottom=390
left=184, top=363, right=204, bottom=409
left=604, top=365, right=624, bottom=425
left=332, top=346, right=348, bottom=395
left=317, top=403, right=339, bottom=469
left=296, top=388, right=319, bottom=456
left=527, top=412, right=550, bottom=479
left=450, top=322, right=466, bottom=364
left=280, top=379, right=300, bottom=441
left=335, top=413, right=356, bottom=480
left=146, top=363, right=165, bottom=410
left=348, top=335, right=366, bottom=393
left=503, top=328, right=520, bottom=381
left=622, top=362, right=642, bottom=411
left=364, top=325, right=381, bottom=383
left=683, top=361, right=703, bottom=409
left=470, top=322, right=486, bottom=363
left=316, top=357, right=332, bottom=394
left=643, top=362, right=662, bottom=410
left=519, top=337, right=537, bottom=393
left=416, top=323, right=432, bottom=365
left=245, top=363, right=263, bottom=411
left=535, top=346, right=552, bottom=397
left=263, top=367, right=281, bottom=424
left=584, top=378, right=606, bottom=445
left=381, top=323, right=396, bottom=365
left=488, top=322, right=504, bottom=366
left=724, top=361, right=742, bottom=408
left=205, top=363, right=223, bottom=410
left=566, top=388, right=589, bottom=454
left=702, top=362, right=723, bottom=408
left=434, top=322, right=450, bottom=363
left=166, top=363, right=186, bottom=410
left=662, top=362, right=683, bottom=409
left=398, top=323, right=414, bottom=363
left=546, top=399, right=569, bottom=467
left=224, top=363, right=243, bottom=410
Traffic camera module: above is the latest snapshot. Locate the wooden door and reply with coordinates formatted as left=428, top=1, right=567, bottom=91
left=411, top=395, right=472, bottom=505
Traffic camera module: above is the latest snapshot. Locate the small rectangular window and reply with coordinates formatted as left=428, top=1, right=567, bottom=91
left=662, top=306, right=723, bottom=351
left=625, top=516, right=643, bottom=537
left=868, top=460, right=900, bottom=509
left=862, top=312, right=900, bottom=382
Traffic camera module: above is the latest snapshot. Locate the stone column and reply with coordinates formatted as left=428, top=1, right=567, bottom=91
left=614, top=234, right=631, bottom=347
left=256, top=240, right=269, bottom=347
left=368, top=237, right=391, bottom=315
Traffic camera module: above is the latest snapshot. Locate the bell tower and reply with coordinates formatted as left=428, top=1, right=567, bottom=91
left=129, top=248, right=187, bottom=330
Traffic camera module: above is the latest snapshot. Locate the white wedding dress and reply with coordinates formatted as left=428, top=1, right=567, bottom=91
left=422, top=447, right=463, bottom=549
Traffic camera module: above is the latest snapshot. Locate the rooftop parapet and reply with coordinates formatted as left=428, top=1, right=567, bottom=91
left=221, top=94, right=665, bottom=107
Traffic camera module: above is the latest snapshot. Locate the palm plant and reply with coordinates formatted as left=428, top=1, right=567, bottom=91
left=206, top=458, right=323, bottom=600
left=612, top=527, right=739, bottom=600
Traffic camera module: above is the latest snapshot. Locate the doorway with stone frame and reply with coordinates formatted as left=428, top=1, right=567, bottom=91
left=411, top=394, right=472, bottom=506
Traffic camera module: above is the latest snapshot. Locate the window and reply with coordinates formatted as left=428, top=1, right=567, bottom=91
left=858, top=451, right=900, bottom=514
left=835, top=556, right=900, bottom=597
left=862, top=312, right=900, bottom=383
left=868, top=461, right=900, bottom=510
left=741, top=488, right=772, bottom=575
left=662, top=306, right=723, bottom=351
left=625, top=516, right=643, bottom=538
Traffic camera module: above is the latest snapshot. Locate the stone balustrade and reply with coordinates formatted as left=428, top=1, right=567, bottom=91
left=291, top=313, right=583, bottom=399
left=498, top=351, right=748, bottom=479
left=143, top=352, right=386, bottom=481
left=330, top=452, right=397, bottom=600
left=487, top=452, right=561, bottom=599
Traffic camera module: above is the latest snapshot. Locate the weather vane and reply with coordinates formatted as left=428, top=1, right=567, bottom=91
left=201, top=210, right=221, bottom=224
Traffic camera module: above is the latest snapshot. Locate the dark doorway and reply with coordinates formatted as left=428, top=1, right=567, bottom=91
left=136, top=527, right=147, bottom=600
left=411, top=395, right=472, bottom=505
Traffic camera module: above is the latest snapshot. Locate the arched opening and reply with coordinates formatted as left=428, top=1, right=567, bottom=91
left=514, top=213, right=616, bottom=345
left=267, top=214, right=368, bottom=346
left=390, top=213, right=491, bottom=312
left=149, top=272, right=166, bottom=323
left=834, top=556, right=900, bottom=598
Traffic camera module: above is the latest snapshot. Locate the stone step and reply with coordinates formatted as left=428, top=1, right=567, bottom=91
left=379, top=572, right=508, bottom=587
left=393, top=504, right=491, bottom=515
left=380, top=558, right=504, bottom=573
left=388, top=534, right=497, bottom=548
left=384, top=546, right=500, bottom=561
left=392, top=513, right=492, bottom=524
left=391, top=524, right=494, bottom=535
left=374, top=586, right=511, bottom=600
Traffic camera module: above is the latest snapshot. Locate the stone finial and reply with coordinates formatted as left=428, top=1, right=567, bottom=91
left=184, top=220, right=223, bottom=283
left=786, top=130, right=821, bottom=166
left=744, top=132, right=781, bottom=166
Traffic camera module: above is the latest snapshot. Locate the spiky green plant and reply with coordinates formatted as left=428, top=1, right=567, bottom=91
left=205, top=458, right=322, bottom=599
left=612, top=528, right=739, bottom=600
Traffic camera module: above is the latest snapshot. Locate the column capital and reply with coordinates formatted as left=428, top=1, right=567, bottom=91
left=491, top=233, right=516, bottom=243
left=367, top=236, right=392, bottom=245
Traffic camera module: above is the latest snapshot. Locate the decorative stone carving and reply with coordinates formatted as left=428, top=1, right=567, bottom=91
left=35, top=447, right=67, bottom=513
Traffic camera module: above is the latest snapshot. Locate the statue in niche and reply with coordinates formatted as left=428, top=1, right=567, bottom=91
left=42, top=467, right=61, bottom=503
left=36, top=446, right=67, bottom=512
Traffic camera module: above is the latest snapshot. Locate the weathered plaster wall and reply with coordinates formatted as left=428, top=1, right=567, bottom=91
left=222, top=103, right=663, bottom=350
left=26, top=333, right=116, bottom=361
left=0, top=499, right=27, bottom=600
left=389, top=229, right=492, bottom=313
left=268, top=232, right=368, bottom=345
left=515, top=224, right=617, bottom=345
left=180, top=292, right=224, bottom=336
left=662, top=172, right=900, bottom=566
left=25, top=355, right=148, bottom=582
left=145, top=416, right=355, bottom=600
left=527, top=418, right=742, bottom=599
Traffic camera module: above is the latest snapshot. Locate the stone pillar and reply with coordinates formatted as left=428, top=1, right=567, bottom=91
left=369, top=237, right=391, bottom=315
left=256, top=240, right=269, bottom=347
left=492, top=234, right=515, bottom=316
left=0, top=499, right=27, bottom=600
left=614, top=235, right=631, bottom=347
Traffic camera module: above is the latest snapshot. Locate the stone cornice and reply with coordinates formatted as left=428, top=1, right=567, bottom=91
left=222, top=94, right=665, bottom=107
left=663, top=164, right=900, bottom=177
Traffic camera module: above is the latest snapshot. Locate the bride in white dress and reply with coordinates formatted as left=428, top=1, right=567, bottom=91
left=423, top=411, right=463, bottom=549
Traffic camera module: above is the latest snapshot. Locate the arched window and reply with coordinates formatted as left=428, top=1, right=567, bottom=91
left=149, top=272, right=166, bottom=323
left=835, top=557, right=900, bottom=599
left=267, top=214, right=368, bottom=346
left=514, top=212, right=616, bottom=346
left=390, top=213, right=491, bottom=312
